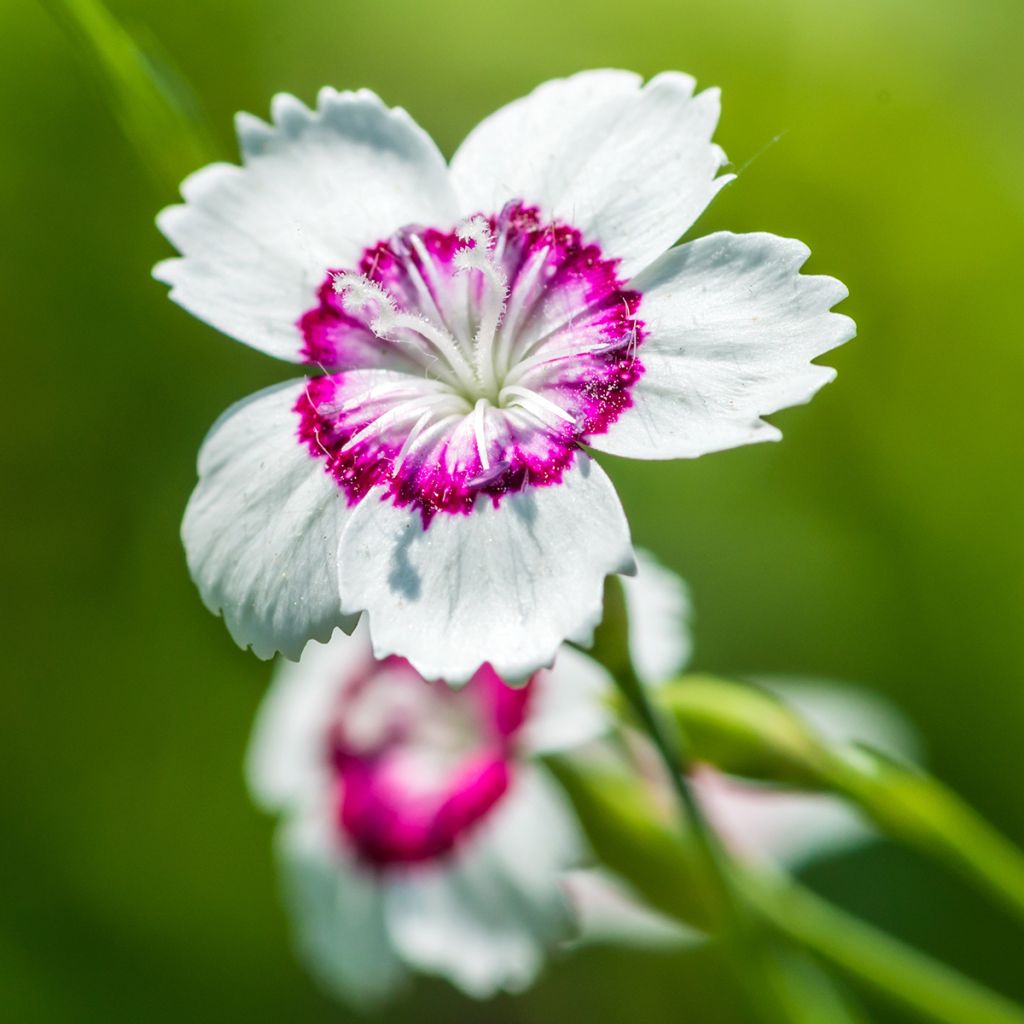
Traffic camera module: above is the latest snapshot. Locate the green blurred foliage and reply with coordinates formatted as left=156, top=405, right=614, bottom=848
left=2, top=0, right=1022, bottom=1020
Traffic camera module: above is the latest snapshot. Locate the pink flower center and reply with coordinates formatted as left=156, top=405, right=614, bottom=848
left=326, top=656, right=533, bottom=868
left=296, top=201, right=645, bottom=525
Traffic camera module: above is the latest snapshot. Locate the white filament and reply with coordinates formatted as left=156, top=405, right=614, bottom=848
left=472, top=398, right=492, bottom=471
left=393, top=408, right=435, bottom=473
left=340, top=394, right=463, bottom=454
left=500, top=385, right=577, bottom=426
left=334, top=272, right=478, bottom=393
left=495, top=243, right=549, bottom=377
left=454, top=217, right=509, bottom=399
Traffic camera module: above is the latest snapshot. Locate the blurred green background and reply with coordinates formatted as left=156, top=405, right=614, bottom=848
left=3, top=0, right=1023, bottom=1020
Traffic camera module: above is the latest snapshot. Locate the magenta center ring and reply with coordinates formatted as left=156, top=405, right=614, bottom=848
left=296, top=201, right=646, bottom=525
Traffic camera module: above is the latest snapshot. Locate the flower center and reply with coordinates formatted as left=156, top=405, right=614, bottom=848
left=331, top=214, right=517, bottom=408
left=326, top=657, right=533, bottom=868
left=296, top=201, right=646, bottom=524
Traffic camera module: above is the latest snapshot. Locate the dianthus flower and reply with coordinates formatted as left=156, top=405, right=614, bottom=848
left=158, top=71, right=853, bottom=682
left=246, top=552, right=685, bottom=1000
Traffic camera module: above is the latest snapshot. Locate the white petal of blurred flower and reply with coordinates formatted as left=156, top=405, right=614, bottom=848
left=692, top=677, right=922, bottom=869
left=157, top=72, right=854, bottom=684
left=249, top=623, right=569, bottom=1001
left=246, top=551, right=685, bottom=1001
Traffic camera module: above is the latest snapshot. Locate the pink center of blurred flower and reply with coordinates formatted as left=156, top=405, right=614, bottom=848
left=296, top=201, right=645, bottom=526
left=326, top=657, right=533, bottom=867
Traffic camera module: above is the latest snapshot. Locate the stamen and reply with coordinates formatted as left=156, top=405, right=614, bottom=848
left=340, top=394, right=460, bottom=454
left=509, top=290, right=635, bottom=369
left=323, top=379, right=448, bottom=417
left=409, top=233, right=471, bottom=343
left=299, top=208, right=646, bottom=512
left=393, top=408, right=435, bottom=473
left=454, top=217, right=509, bottom=398
left=494, top=243, right=550, bottom=378
left=502, top=337, right=631, bottom=388
left=389, top=313, right=480, bottom=387
left=500, top=385, right=577, bottom=426
left=472, top=398, right=492, bottom=471
left=397, top=236, right=451, bottom=335
left=467, top=459, right=511, bottom=489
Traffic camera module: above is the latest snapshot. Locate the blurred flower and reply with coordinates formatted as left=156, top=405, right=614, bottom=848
left=247, top=542, right=910, bottom=994
left=247, top=550, right=688, bottom=1002
left=157, top=71, right=853, bottom=684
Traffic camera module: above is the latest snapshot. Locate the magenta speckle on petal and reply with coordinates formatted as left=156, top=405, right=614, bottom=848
left=295, top=201, right=646, bottom=526
left=326, top=658, right=534, bottom=868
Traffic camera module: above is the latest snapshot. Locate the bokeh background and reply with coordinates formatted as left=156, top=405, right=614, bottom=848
left=4, top=0, right=1023, bottom=1020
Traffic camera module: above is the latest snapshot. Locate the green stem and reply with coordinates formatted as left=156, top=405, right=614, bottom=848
left=745, top=874, right=1024, bottom=1024
left=615, top=662, right=792, bottom=1023
left=654, top=673, right=1024, bottom=929
left=615, top=663, right=737, bottom=923
left=821, top=746, right=1024, bottom=927
left=543, top=746, right=1024, bottom=1024
left=593, top=579, right=796, bottom=1023
left=591, top=581, right=743, bottom=929
left=757, top=944, right=869, bottom=1024
left=587, top=586, right=1024, bottom=1023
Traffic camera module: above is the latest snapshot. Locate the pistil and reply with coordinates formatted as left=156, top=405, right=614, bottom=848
left=333, top=273, right=479, bottom=394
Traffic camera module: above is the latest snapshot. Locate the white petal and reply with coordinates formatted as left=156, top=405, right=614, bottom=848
left=277, top=813, right=407, bottom=1005
left=623, top=548, right=694, bottom=685
left=519, top=547, right=694, bottom=744
left=155, top=88, right=458, bottom=361
left=337, top=456, right=635, bottom=685
left=564, top=869, right=699, bottom=949
left=383, top=768, right=579, bottom=996
left=591, top=232, right=855, bottom=460
left=695, top=678, right=919, bottom=869
left=520, top=646, right=613, bottom=754
left=246, top=622, right=372, bottom=812
left=755, top=677, right=922, bottom=763
left=450, top=70, right=730, bottom=277
left=182, top=380, right=358, bottom=661
left=694, top=771, right=875, bottom=870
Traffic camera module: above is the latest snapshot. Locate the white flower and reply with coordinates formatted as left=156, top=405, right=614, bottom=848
left=157, top=70, right=854, bottom=684
left=246, top=551, right=686, bottom=1003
